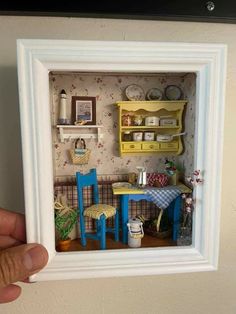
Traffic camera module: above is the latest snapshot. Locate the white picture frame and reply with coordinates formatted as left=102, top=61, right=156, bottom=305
left=17, top=39, right=227, bottom=281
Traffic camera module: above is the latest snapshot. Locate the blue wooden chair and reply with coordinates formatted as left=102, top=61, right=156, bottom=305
left=76, top=169, right=119, bottom=250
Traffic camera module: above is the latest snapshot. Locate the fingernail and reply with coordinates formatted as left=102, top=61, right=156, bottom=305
left=23, top=246, right=48, bottom=271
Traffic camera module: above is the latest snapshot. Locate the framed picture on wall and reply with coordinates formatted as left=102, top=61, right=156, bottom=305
left=71, top=96, right=96, bottom=125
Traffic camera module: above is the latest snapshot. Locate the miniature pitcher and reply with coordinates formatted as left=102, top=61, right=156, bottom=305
left=127, top=218, right=144, bottom=248
left=136, top=166, right=147, bottom=187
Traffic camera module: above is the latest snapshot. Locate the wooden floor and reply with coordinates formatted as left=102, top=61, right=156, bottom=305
left=56, top=233, right=177, bottom=252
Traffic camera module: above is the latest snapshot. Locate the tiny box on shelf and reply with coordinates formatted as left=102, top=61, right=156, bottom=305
left=133, top=131, right=143, bottom=141
left=144, top=131, right=155, bottom=141
left=159, top=118, right=177, bottom=126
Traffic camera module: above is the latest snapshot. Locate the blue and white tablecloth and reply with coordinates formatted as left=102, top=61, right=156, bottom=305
left=144, top=186, right=181, bottom=209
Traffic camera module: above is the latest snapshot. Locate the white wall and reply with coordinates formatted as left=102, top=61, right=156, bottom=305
left=0, top=15, right=236, bottom=314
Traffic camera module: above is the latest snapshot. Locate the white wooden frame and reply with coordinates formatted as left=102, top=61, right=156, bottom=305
left=17, top=39, right=227, bottom=281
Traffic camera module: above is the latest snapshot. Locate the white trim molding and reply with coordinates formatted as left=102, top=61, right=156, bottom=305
left=17, top=39, right=227, bottom=281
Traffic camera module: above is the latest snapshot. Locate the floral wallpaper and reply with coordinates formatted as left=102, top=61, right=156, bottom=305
left=50, top=72, right=196, bottom=180
left=179, top=73, right=196, bottom=178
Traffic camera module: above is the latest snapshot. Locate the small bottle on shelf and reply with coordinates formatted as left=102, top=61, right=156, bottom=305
left=123, top=131, right=132, bottom=141
left=122, top=114, right=132, bottom=126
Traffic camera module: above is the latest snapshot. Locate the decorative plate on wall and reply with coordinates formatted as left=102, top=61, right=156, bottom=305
left=125, top=84, right=145, bottom=101
left=164, top=85, right=183, bottom=100
left=146, top=88, right=163, bottom=100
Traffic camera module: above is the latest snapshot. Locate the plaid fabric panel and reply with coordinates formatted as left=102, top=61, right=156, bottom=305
left=54, top=176, right=160, bottom=233
left=144, top=186, right=181, bottom=209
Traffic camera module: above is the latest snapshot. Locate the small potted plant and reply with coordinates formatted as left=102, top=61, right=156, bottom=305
left=54, top=202, right=77, bottom=251
left=165, top=158, right=181, bottom=185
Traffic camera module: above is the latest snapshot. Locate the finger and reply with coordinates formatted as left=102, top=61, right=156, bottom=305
left=0, top=284, right=21, bottom=303
left=0, top=243, right=48, bottom=289
left=21, top=278, right=30, bottom=283
left=0, top=235, right=24, bottom=249
left=0, top=208, right=26, bottom=242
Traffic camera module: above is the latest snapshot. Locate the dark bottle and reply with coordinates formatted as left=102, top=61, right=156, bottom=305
left=123, top=131, right=132, bottom=141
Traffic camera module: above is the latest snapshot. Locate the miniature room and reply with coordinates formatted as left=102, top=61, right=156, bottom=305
left=2, top=7, right=231, bottom=313
left=17, top=38, right=225, bottom=282
left=51, top=71, right=199, bottom=252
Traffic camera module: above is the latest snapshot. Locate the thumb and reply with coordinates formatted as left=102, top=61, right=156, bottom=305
left=0, top=244, right=48, bottom=288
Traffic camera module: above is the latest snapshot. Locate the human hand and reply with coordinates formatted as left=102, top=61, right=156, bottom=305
left=0, top=208, right=48, bottom=303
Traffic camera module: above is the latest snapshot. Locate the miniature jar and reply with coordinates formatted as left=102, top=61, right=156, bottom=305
left=134, top=115, right=143, bottom=126
left=133, top=131, right=143, bottom=141
left=123, top=131, right=132, bottom=141
left=144, top=131, right=155, bottom=141
left=122, top=114, right=132, bottom=126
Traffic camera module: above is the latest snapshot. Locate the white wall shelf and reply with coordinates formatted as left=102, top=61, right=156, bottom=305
left=56, top=125, right=104, bottom=143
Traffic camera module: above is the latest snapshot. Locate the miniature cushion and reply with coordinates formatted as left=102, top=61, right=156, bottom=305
left=84, top=204, right=116, bottom=220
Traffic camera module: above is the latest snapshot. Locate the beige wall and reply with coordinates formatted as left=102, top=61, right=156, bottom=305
left=0, top=16, right=235, bottom=314
left=51, top=73, right=195, bottom=178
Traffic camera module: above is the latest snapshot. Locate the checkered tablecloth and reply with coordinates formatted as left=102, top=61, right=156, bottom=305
left=144, top=186, right=181, bottom=209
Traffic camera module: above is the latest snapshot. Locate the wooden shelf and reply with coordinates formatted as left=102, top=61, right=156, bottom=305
left=56, top=125, right=104, bottom=143
left=116, top=100, right=187, bottom=156
left=121, top=126, right=180, bottom=130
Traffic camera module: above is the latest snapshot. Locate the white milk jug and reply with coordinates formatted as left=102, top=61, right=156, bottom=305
left=127, top=218, right=144, bottom=248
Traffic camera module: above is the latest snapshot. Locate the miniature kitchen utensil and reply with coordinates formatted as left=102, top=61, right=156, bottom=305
left=136, top=166, right=147, bottom=187
left=156, top=132, right=186, bottom=143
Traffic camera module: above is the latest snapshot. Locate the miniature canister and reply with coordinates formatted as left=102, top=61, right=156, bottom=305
left=127, top=218, right=144, bottom=248
left=145, top=116, right=159, bottom=126
left=144, top=131, right=155, bottom=141
left=123, top=131, right=132, bottom=141
left=133, top=131, right=143, bottom=141
left=160, top=118, right=177, bottom=126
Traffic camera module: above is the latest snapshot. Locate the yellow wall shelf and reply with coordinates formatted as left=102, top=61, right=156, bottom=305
left=116, top=100, right=187, bottom=156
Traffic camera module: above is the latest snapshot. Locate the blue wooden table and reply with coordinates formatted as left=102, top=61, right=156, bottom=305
left=112, top=183, right=192, bottom=244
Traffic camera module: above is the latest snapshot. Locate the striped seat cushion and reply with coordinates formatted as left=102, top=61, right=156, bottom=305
left=84, top=204, right=116, bottom=219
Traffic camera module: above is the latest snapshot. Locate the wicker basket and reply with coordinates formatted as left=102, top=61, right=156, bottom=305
left=144, top=227, right=172, bottom=239
left=138, top=210, right=172, bottom=239
left=69, top=138, right=91, bottom=165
